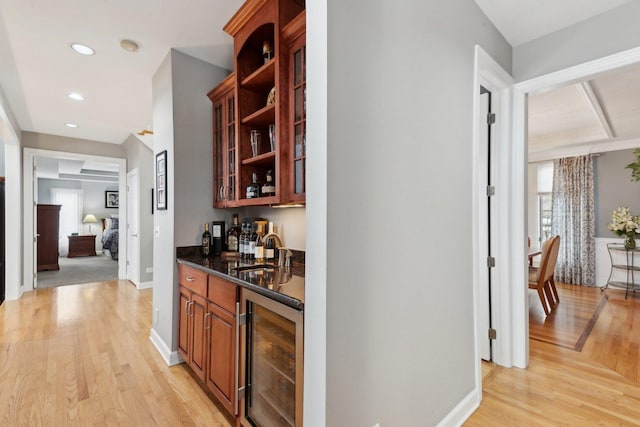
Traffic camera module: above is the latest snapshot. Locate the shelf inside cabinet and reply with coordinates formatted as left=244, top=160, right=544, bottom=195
left=242, top=151, right=276, bottom=166
left=242, top=104, right=276, bottom=126
left=258, top=389, right=295, bottom=427
left=242, top=59, right=276, bottom=91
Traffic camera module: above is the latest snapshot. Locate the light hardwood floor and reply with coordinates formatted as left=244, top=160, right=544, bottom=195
left=3, top=280, right=639, bottom=425
left=466, top=284, right=640, bottom=425
left=0, top=280, right=234, bottom=426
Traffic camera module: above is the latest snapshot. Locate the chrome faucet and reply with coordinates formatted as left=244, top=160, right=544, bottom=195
left=262, top=231, right=292, bottom=267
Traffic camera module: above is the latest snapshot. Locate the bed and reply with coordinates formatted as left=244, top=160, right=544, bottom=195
left=101, top=216, right=119, bottom=260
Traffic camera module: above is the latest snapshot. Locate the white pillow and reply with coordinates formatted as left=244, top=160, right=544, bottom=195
left=104, top=218, right=112, bottom=231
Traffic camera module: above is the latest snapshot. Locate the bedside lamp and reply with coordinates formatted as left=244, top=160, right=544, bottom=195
left=83, top=214, right=98, bottom=234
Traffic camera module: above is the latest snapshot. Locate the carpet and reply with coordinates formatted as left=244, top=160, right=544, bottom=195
left=37, top=254, right=119, bottom=288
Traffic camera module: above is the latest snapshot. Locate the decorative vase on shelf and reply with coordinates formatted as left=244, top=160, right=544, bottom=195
left=625, top=234, right=636, bottom=250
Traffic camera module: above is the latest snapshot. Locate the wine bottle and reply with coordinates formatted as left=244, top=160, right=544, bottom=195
left=249, top=223, right=257, bottom=260
left=227, top=213, right=241, bottom=252
left=255, top=222, right=265, bottom=262
left=246, top=173, right=261, bottom=199
left=201, top=223, right=211, bottom=257
left=265, top=222, right=275, bottom=260
left=261, top=170, right=275, bottom=197
left=263, top=40, right=273, bottom=63
left=240, top=223, right=248, bottom=259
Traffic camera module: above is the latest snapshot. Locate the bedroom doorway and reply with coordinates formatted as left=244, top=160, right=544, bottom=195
left=23, top=148, right=127, bottom=292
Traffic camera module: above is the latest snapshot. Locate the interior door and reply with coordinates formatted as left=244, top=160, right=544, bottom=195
left=32, top=162, right=38, bottom=288
left=478, top=86, right=494, bottom=361
left=126, top=169, right=140, bottom=285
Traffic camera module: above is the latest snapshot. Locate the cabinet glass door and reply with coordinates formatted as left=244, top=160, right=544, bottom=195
left=226, top=94, right=236, bottom=203
left=246, top=303, right=297, bottom=427
left=291, top=44, right=306, bottom=197
left=213, top=102, right=225, bottom=205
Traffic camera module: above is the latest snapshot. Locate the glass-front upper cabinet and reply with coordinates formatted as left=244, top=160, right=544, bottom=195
left=285, top=12, right=306, bottom=203
left=208, top=74, right=237, bottom=208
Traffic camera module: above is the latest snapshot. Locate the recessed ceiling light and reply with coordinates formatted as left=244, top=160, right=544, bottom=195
left=65, top=123, right=79, bottom=128
left=70, top=43, right=95, bottom=56
left=67, top=92, right=85, bottom=101
left=120, top=39, right=139, bottom=53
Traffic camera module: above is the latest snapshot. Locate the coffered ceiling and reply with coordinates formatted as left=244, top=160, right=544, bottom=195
left=528, top=62, right=640, bottom=161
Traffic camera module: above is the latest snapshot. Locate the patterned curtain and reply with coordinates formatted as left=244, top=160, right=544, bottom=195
left=551, top=155, right=595, bottom=286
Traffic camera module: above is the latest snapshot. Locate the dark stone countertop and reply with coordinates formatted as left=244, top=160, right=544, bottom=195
left=177, top=255, right=305, bottom=310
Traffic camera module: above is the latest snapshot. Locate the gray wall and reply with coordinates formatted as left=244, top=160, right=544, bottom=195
left=151, top=49, right=229, bottom=353
left=324, top=1, right=511, bottom=425
left=0, top=140, right=4, bottom=176
left=595, top=149, right=640, bottom=237
left=21, top=131, right=126, bottom=159
left=513, top=2, right=640, bottom=81
left=123, top=134, right=154, bottom=283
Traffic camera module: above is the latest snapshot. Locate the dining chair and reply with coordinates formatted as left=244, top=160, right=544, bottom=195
left=528, top=235, right=560, bottom=315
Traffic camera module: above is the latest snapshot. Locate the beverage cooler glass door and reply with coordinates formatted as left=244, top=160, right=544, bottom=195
left=241, top=289, right=303, bottom=427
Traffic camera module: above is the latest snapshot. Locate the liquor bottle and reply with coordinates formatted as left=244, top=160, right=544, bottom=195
left=265, top=222, right=276, bottom=260
left=261, top=170, right=275, bottom=197
left=255, top=222, right=265, bottom=262
left=249, top=223, right=257, bottom=260
left=240, top=223, right=248, bottom=259
left=227, top=213, right=241, bottom=252
left=246, top=173, right=261, bottom=199
left=263, top=40, right=273, bottom=63
left=201, top=223, right=211, bottom=257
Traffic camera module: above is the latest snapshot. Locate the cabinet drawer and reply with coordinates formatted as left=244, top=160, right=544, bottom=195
left=179, top=265, right=207, bottom=296
left=208, top=274, right=238, bottom=313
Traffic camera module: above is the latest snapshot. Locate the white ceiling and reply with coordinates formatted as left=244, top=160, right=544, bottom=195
left=528, top=62, right=640, bottom=161
left=0, top=0, right=243, bottom=145
left=474, top=0, right=631, bottom=46
left=0, top=1, right=635, bottom=149
left=36, top=156, right=119, bottom=182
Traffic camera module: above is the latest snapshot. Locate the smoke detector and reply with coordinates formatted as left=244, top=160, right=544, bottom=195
left=120, top=39, right=139, bottom=53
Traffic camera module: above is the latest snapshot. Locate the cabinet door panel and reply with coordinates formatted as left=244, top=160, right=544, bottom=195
left=191, top=293, right=208, bottom=381
left=207, top=303, right=236, bottom=413
left=178, top=287, right=191, bottom=361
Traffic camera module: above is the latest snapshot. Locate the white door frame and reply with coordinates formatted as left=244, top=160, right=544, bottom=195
left=510, top=46, right=640, bottom=369
left=23, top=148, right=127, bottom=291
left=126, top=168, right=140, bottom=286
left=472, top=45, right=515, bottom=383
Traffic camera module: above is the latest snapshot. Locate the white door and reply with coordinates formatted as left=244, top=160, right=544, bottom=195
left=478, top=86, right=496, bottom=361
left=32, top=163, right=38, bottom=288
left=127, top=169, right=140, bottom=285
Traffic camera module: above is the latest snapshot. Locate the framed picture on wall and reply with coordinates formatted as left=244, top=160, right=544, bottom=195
left=105, top=191, right=119, bottom=208
left=156, top=150, right=167, bottom=210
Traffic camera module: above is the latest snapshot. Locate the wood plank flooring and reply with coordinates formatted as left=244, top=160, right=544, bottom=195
left=0, top=280, right=234, bottom=426
left=466, top=284, right=640, bottom=425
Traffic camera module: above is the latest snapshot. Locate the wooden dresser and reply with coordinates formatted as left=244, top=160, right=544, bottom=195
left=37, top=204, right=61, bottom=271
left=67, top=235, right=97, bottom=258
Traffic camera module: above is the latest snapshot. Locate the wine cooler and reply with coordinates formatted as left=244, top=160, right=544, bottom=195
left=241, top=289, right=303, bottom=427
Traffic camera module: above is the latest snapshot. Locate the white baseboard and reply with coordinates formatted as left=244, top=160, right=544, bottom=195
left=149, top=328, right=183, bottom=366
left=436, top=388, right=481, bottom=427
left=137, top=281, right=153, bottom=290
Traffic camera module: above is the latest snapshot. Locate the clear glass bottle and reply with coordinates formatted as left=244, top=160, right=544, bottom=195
left=246, top=173, right=261, bottom=199
left=240, top=223, right=248, bottom=259
left=255, top=222, right=265, bottom=262
left=201, top=223, right=211, bottom=257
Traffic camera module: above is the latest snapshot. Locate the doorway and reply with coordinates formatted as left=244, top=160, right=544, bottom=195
left=23, top=148, right=127, bottom=292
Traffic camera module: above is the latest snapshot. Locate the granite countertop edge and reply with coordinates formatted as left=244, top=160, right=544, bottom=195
left=177, top=257, right=304, bottom=311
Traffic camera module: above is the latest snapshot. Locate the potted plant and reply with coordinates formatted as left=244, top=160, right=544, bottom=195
left=608, top=206, right=640, bottom=249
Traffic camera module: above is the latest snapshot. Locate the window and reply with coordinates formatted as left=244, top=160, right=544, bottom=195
left=51, top=188, right=83, bottom=256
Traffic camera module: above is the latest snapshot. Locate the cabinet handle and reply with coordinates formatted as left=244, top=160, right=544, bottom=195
left=204, top=312, right=211, bottom=330
left=185, top=299, right=191, bottom=316
left=185, top=277, right=195, bottom=282
left=219, top=186, right=224, bottom=201
left=234, top=301, right=241, bottom=413
left=190, top=301, right=195, bottom=317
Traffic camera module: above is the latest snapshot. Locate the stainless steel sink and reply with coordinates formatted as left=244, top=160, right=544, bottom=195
left=232, top=264, right=277, bottom=272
